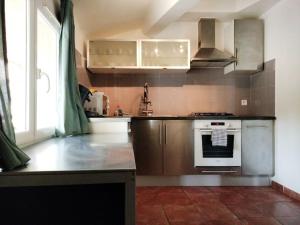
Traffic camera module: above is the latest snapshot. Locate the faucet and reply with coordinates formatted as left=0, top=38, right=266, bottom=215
left=141, top=82, right=153, bottom=116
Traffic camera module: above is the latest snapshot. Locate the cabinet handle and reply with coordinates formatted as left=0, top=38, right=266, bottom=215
left=159, top=124, right=162, bottom=145
left=246, top=125, right=268, bottom=128
left=235, top=48, right=238, bottom=66
left=202, top=170, right=238, bottom=173
left=165, top=124, right=167, bottom=145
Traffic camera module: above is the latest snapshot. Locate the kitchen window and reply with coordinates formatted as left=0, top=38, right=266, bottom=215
left=5, top=0, right=60, bottom=146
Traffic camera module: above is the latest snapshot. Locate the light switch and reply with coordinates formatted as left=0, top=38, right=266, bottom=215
left=241, top=99, right=248, bottom=106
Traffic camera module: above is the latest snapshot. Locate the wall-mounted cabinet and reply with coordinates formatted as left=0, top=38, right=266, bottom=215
left=87, top=39, right=190, bottom=74
left=140, top=40, right=190, bottom=69
left=224, top=19, right=264, bottom=74
left=87, top=40, right=138, bottom=73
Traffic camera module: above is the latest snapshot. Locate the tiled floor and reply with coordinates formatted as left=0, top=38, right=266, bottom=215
left=136, top=186, right=300, bottom=225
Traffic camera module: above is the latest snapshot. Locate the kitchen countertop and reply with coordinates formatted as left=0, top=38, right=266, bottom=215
left=89, top=117, right=131, bottom=122
left=88, top=115, right=276, bottom=120
left=0, top=134, right=136, bottom=225
left=0, top=133, right=135, bottom=176
left=130, top=115, right=276, bottom=120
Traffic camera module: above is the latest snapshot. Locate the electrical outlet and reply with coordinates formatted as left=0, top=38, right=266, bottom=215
left=241, top=99, right=248, bottom=106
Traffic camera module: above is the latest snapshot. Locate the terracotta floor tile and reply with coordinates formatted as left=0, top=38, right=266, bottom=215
left=164, top=204, right=208, bottom=224
left=137, top=186, right=161, bottom=195
left=241, top=191, right=293, bottom=203
left=136, top=187, right=300, bottom=225
left=183, top=186, right=212, bottom=194
left=157, top=187, right=184, bottom=194
left=207, top=186, right=242, bottom=193
left=169, top=222, right=213, bottom=225
left=276, top=216, right=300, bottom=225
left=156, top=192, right=192, bottom=205
left=137, top=205, right=169, bottom=225
left=196, top=201, right=240, bottom=222
left=284, top=201, right=300, bottom=210
left=240, top=217, right=282, bottom=225
left=205, top=219, right=245, bottom=225
left=238, top=187, right=276, bottom=193
left=219, top=192, right=247, bottom=205
left=186, top=192, right=221, bottom=204
left=256, top=202, right=300, bottom=217
left=227, top=203, right=268, bottom=218
left=136, top=193, right=158, bottom=206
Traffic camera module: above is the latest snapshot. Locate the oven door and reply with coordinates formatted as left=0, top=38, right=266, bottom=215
left=194, top=129, right=241, bottom=166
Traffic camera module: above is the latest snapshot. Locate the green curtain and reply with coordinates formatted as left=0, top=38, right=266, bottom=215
left=56, top=0, right=89, bottom=136
left=0, top=0, right=30, bottom=171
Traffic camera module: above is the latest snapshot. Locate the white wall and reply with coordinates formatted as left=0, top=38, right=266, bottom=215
left=143, top=0, right=178, bottom=33
left=154, top=21, right=198, bottom=57
left=262, top=0, right=300, bottom=193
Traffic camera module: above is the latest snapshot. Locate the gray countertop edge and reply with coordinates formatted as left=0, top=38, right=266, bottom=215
left=0, top=168, right=136, bottom=176
left=130, top=116, right=276, bottom=120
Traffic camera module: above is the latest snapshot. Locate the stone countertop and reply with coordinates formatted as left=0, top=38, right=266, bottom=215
left=0, top=133, right=135, bottom=176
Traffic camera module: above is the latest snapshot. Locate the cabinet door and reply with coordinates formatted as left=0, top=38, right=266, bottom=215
left=234, top=19, right=264, bottom=71
left=163, top=120, right=194, bottom=175
left=242, top=120, right=274, bottom=175
left=140, top=40, right=190, bottom=69
left=87, top=40, right=137, bottom=68
left=131, top=120, right=163, bottom=175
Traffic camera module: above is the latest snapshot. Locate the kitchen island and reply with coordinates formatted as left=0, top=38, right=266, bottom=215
left=0, top=134, right=136, bottom=225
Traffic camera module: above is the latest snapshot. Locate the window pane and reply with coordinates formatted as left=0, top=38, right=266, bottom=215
left=36, top=11, right=58, bottom=130
left=5, top=0, right=28, bottom=132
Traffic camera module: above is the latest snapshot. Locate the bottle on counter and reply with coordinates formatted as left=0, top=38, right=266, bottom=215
left=114, top=105, right=123, bottom=117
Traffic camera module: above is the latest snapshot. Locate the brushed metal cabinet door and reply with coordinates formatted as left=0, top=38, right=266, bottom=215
left=242, top=120, right=274, bottom=175
left=234, top=19, right=264, bottom=71
left=163, top=120, right=194, bottom=175
left=131, top=120, right=163, bottom=175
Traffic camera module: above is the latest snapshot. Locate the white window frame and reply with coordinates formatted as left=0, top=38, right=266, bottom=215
left=11, top=0, right=61, bottom=147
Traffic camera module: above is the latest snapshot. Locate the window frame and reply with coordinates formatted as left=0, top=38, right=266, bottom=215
left=35, top=4, right=60, bottom=142
left=6, top=0, right=61, bottom=147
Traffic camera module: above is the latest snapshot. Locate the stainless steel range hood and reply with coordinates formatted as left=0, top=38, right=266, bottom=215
left=191, top=18, right=236, bottom=68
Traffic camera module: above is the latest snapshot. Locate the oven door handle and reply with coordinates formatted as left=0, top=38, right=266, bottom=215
left=197, top=129, right=240, bottom=132
left=201, top=170, right=238, bottom=173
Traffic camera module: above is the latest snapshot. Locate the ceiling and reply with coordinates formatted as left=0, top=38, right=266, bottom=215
left=73, top=0, right=281, bottom=39
left=179, top=0, right=281, bottom=21
left=73, top=0, right=151, bottom=37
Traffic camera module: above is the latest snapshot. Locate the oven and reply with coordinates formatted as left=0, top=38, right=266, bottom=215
left=194, top=120, right=241, bottom=167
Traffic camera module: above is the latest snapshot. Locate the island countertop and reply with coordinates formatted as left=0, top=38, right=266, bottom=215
left=0, top=133, right=136, bottom=176
left=0, top=134, right=136, bottom=225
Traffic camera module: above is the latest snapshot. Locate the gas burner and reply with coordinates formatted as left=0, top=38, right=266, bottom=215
left=190, top=112, right=234, bottom=117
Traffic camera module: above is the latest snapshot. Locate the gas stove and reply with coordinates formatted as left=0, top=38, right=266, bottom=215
left=190, top=112, right=235, bottom=117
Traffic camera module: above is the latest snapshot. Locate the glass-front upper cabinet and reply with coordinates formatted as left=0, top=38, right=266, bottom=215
left=87, top=40, right=138, bottom=69
left=87, top=39, right=190, bottom=73
left=140, top=40, right=190, bottom=69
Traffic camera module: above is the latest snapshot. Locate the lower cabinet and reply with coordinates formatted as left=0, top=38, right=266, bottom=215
left=131, top=120, right=194, bottom=175
left=163, top=120, right=194, bottom=175
left=132, top=119, right=275, bottom=176
left=131, top=120, right=163, bottom=175
left=242, top=120, right=274, bottom=176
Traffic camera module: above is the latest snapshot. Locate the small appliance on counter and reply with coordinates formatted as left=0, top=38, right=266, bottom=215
left=84, top=91, right=110, bottom=117
left=78, top=84, right=110, bottom=117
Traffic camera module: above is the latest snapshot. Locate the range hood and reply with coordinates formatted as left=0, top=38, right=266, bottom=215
left=191, top=18, right=236, bottom=68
